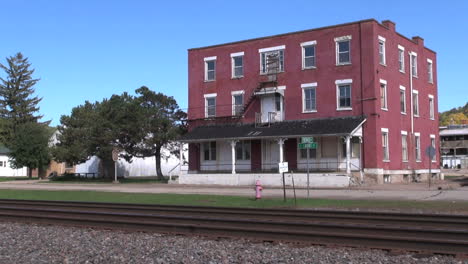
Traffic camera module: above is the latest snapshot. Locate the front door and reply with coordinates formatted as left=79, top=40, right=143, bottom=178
left=261, top=139, right=280, bottom=171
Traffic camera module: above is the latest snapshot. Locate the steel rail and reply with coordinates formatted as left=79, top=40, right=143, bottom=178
left=0, top=199, right=467, bottom=256
left=0, top=199, right=467, bottom=228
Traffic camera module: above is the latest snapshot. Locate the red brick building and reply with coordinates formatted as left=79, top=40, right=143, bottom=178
left=180, top=19, right=439, bottom=185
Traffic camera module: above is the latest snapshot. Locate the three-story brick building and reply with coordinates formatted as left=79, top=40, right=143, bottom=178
left=179, top=19, right=439, bottom=186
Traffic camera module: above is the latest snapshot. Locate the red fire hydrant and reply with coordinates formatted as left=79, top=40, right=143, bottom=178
left=255, top=180, right=263, bottom=200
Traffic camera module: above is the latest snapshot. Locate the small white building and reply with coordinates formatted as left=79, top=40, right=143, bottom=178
left=0, top=147, right=28, bottom=177
left=75, top=144, right=187, bottom=178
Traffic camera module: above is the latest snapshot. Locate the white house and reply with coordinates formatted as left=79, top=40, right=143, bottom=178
left=0, top=147, right=28, bottom=177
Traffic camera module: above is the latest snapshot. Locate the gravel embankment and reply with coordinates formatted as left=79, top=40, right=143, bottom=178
left=0, top=222, right=465, bottom=264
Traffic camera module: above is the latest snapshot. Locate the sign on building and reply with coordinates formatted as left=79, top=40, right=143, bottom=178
left=278, top=162, right=288, bottom=173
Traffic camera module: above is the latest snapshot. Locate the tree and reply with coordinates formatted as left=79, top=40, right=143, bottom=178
left=126, top=86, right=187, bottom=180
left=0, top=52, right=49, bottom=177
left=8, top=122, right=51, bottom=178
left=53, top=94, right=142, bottom=178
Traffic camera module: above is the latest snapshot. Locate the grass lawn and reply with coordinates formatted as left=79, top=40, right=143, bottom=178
left=0, top=189, right=467, bottom=213
left=45, top=177, right=166, bottom=184
left=0, top=177, right=39, bottom=182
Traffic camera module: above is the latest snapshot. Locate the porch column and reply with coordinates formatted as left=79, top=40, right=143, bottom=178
left=179, top=143, right=184, bottom=168
left=345, top=136, right=351, bottom=174
left=276, top=138, right=286, bottom=163
left=231, top=140, right=239, bottom=174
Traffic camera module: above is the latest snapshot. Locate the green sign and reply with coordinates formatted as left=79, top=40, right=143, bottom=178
left=298, top=142, right=317, bottom=149
left=301, top=137, right=315, bottom=143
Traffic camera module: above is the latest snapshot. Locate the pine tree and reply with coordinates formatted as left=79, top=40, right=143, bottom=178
left=0, top=52, right=45, bottom=137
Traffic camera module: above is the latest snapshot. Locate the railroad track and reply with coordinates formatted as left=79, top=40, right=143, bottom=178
left=0, top=199, right=467, bottom=256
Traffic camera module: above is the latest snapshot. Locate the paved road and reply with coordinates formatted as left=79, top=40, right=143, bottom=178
left=0, top=179, right=467, bottom=201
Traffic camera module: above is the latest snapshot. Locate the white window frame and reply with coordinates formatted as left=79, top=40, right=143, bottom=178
left=427, top=58, right=433, bottom=83
left=204, top=93, right=217, bottom=118
left=202, top=141, right=217, bottom=161
left=336, top=79, right=352, bottom=110
left=378, top=36, right=386, bottom=66
left=335, top=35, right=352, bottom=65
left=400, top=85, right=406, bottom=114
left=235, top=140, right=251, bottom=161
left=412, top=90, right=419, bottom=117
left=301, top=40, right=317, bottom=69
left=398, top=45, right=405, bottom=73
left=411, top=52, right=418, bottom=78
left=401, top=131, right=408, bottom=162
left=259, top=45, right=285, bottom=74
left=429, top=94, right=435, bottom=120
left=430, top=134, right=436, bottom=162
left=415, top=132, right=421, bottom=161
left=380, top=79, right=388, bottom=110
left=204, top=56, right=217, bottom=81
left=231, top=90, right=244, bottom=116
left=231, top=52, right=244, bottom=78
left=301, top=82, right=317, bottom=113
left=382, top=128, right=390, bottom=162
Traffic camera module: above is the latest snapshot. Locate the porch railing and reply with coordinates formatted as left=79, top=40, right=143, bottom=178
left=255, top=112, right=280, bottom=127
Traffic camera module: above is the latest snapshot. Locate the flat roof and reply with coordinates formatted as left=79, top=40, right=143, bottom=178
left=440, top=128, right=468, bottom=136
left=188, top=19, right=435, bottom=53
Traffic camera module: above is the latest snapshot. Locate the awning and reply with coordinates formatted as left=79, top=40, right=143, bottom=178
left=179, top=116, right=366, bottom=142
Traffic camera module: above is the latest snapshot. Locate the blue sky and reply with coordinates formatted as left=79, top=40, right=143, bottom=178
left=1, top=0, right=467, bottom=125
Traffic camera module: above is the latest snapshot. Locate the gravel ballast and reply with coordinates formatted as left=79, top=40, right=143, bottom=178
left=0, top=222, right=465, bottom=264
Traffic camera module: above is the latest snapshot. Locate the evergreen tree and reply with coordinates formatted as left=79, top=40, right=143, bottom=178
left=0, top=52, right=46, bottom=142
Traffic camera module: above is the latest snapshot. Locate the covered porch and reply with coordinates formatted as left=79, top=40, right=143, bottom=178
left=178, top=116, right=365, bottom=186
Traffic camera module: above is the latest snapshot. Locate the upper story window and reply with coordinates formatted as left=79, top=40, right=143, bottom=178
left=301, top=82, right=317, bottom=112
left=336, top=79, right=352, bottom=110
left=378, top=36, right=386, bottom=65
left=410, top=52, right=418, bottom=77
left=235, top=141, right=251, bottom=160
left=335, top=35, right=352, bottom=65
left=232, top=91, right=244, bottom=116
left=231, top=52, right=244, bottom=78
left=412, top=90, right=419, bottom=117
left=429, top=94, right=435, bottom=120
left=204, top=93, right=217, bottom=118
left=203, top=141, right=216, bottom=161
left=382, top=128, right=389, bottom=161
left=259, top=45, right=285, bottom=74
left=398, top=45, right=405, bottom=72
left=427, top=59, right=433, bottom=83
left=380, top=79, right=387, bottom=110
left=400, top=85, right=406, bottom=114
left=301, top=41, right=316, bottom=69
left=204, top=56, right=216, bottom=81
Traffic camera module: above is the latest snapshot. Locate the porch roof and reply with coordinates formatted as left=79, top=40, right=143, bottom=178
left=179, top=116, right=366, bottom=142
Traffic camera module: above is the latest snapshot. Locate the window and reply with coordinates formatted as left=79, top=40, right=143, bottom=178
left=401, top=131, right=408, bottom=162
left=398, top=45, right=405, bottom=72
left=275, top=93, right=282, bottom=111
left=301, top=83, right=317, bottom=112
left=429, top=95, right=435, bottom=120
left=335, top=36, right=351, bottom=65
left=259, top=46, right=284, bottom=74
left=300, top=148, right=317, bottom=159
left=415, top=133, right=421, bottom=161
left=412, top=90, right=419, bottom=117
left=0, top=161, right=3, bottom=167
left=400, top=86, right=406, bottom=114
left=204, top=56, right=216, bottom=81
left=380, top=80, right=387, bottom=110
left=411, top=53, right=417, bottom=77
left=430, top=135, right=436, bottom=161
left=382, top=128, right=389, bottom=161
left=341, top=139, right=360, bottom=158
left=378, top=36, right=386, bottom=65
left=384, top=174, right=391, bottom=183
left=231, top=52, right=244, bottom=78
left=427, top=59, right=433, bottom=83
left=336, top=80, right=352, bottom=109
left=203, top=142, right=216, bottom=161
left=204, top=94, right=216, bottom=118
left=235, top=141, right=251, bottom=160
left=232, top=92, right=244, bottom=116
left=301, top=41, right=316, bottom=69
